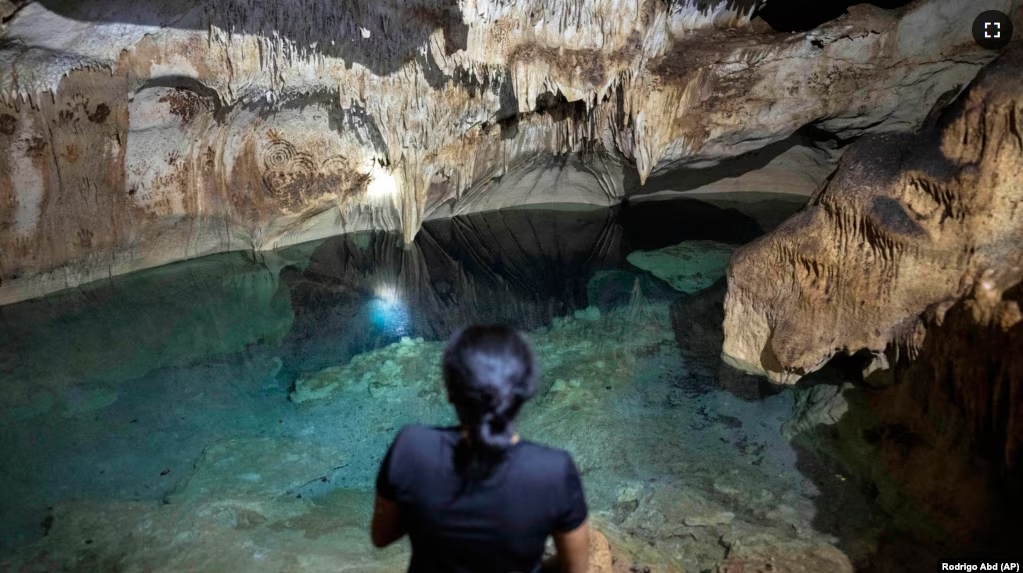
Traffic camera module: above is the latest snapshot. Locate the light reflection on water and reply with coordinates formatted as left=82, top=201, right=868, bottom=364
left=369, top=284, right=411, bottom=338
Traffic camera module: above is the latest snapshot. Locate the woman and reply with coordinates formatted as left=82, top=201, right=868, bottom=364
left=371, top=324, right=590, bottom=573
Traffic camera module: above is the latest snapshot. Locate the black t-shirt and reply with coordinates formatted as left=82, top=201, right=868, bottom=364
left=376, top=424, right=588, bottom=573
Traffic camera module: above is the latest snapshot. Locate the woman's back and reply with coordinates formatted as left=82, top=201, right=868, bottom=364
left=376, top=424, right=587, bottom=573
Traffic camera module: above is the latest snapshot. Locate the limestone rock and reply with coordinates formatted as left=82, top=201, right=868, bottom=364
left=587, top=528, right=616, bottom=573
left=290, top=366, right=348, bottom=404
left=1, top=0, right=1015, bottom=304
left=628, top=240, right=735, bottom=293
left=715, top=541, right=854, bottom=573
left=722, top=45, right=1023, bottom=385
left=781, top=382, right=851, bottom=439
left=721, top=45, right=1023, bottom=550
left=290, top=336, right=443, bottom=404
left=834, top=268, right=1023, bottom=545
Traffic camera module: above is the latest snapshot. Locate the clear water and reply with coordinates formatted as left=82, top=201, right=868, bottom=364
left=0, top=195, right=886, bottom=571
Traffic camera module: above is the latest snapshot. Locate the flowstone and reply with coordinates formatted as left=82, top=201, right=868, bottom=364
left=627, top=241, right=736, bottom=294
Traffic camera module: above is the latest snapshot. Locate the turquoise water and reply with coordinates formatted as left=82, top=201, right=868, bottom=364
left=0, top=196, right=893, bottom=571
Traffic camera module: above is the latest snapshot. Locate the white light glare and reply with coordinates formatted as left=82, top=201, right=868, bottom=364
left=366, top=164, right=398, bottom=200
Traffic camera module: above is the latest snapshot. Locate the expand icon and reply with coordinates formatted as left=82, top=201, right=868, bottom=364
left=973, top=10, right=1014, bottom=50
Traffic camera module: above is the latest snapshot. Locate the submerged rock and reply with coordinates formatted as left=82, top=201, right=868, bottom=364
left=290, top=336, right=442, bottom=404
left=290, top=366, right=349, bottom=404
left=167, top=438, right=347, bottom=503
left=60, top=385, right=119, bottom=417
left=0, top=388, right=54, bottom=425
left=627, top=240, right=736, bottom=293
left=573, top=306, right=601, bottom=322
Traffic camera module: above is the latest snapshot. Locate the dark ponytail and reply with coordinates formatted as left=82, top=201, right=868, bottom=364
left=442, top=324, right=538, bottom=476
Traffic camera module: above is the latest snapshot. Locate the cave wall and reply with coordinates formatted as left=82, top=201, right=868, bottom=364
left=1, top=0, right=1017, bottom=304
left=721, top=44, right=1023, bottom=549
left=722, top=44, right=1023, bottom=386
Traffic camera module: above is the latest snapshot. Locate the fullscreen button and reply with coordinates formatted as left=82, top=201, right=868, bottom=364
left=973, top=11, right=1014, bottom=50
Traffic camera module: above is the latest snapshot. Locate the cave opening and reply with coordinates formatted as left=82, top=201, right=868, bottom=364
left=755, top=0, right=915, bottom=32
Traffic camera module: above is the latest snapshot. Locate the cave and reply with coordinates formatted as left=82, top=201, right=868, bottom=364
left=1, top=0, right=1021, bottom=572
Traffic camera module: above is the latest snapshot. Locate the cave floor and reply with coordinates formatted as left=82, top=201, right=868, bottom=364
left=0, top=195, right=915, bottom=572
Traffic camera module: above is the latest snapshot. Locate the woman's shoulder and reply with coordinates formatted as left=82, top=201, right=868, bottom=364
left=393, top=423, right=459, bottom=448
left=515, top=440, right=577, bottom=470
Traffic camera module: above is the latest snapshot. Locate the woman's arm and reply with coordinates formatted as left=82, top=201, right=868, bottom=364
left=370, top=493, right=406, bottom=548
left=552, top=520, right=590, bottom=573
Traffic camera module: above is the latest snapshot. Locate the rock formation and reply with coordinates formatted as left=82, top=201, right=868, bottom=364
left=1, top=0, right=1014, bottom=303
left=722, top=44, right=1023, bottom=551
left=722, top=43, right=1023, bottom=389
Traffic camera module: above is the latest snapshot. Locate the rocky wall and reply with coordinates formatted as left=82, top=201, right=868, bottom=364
left=1, top=0, right=1015, bottom=304
left=722, top=44, right=1023, bottom=386
left=721, top=44, right=1023, bottom=553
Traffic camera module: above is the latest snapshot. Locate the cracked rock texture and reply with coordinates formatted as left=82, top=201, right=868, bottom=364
left=0, top=0, right=1015, bottom=304
left=722, top=44, right=1023, bottom=544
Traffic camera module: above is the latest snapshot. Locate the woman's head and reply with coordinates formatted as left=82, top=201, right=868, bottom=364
left=442, top=324, right=538, bottom=456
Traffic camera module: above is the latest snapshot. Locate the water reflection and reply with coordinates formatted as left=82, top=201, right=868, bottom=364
left=279, top=200, right=768, bottom=375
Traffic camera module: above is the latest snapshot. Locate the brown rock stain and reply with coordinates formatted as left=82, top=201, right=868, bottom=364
left=0, top=69, right=133, bottom=284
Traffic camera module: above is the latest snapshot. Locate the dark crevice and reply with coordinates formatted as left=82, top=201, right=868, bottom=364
left=21, top=0, right=466, bottom=78
left=754, top=0, right=914, bottom=33
left=483, top=89, right=587, bottom=142
left=533, top=90, right=588, bottom=123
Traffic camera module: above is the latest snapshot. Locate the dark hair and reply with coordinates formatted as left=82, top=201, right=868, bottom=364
left=442, top=324, right=538, bottom=472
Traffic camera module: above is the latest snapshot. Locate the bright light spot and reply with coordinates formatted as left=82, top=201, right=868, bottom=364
left=369, top=283, right=410, bottom=337
left=374, top=284, right=398, bottom=305
left=366, top=164, right=398, bottom=200
left=360, top=26, right=371, bottom=39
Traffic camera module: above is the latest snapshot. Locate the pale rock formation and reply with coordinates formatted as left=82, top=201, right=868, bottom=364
left=721, top=44, right=1023, bottom=546
left=722, top=44, right=1023, bottom=385
left=0, top=0, right=1016, bottom=304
